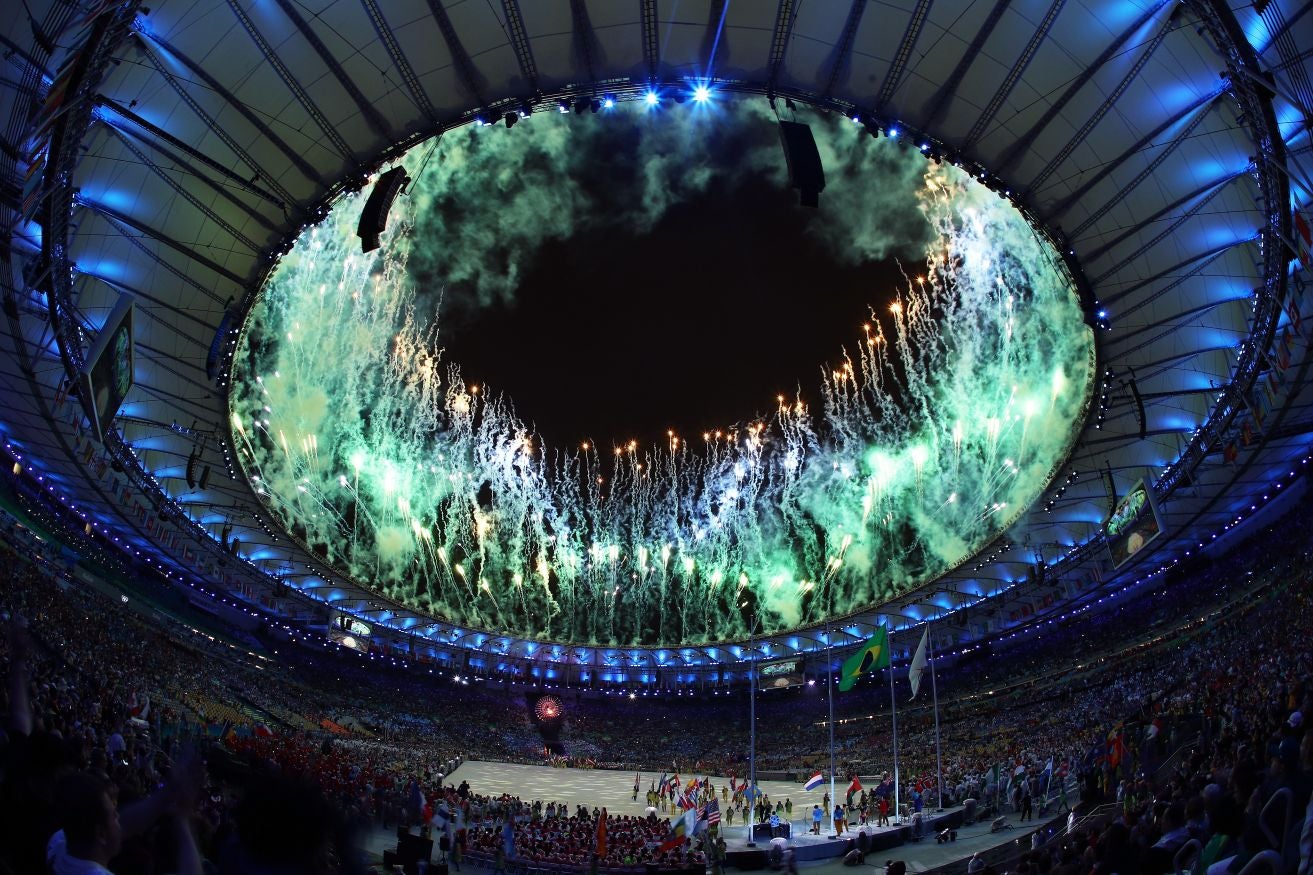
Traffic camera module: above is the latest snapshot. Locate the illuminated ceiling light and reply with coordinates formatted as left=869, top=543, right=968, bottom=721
left=692, top=85, right=711, bottom=103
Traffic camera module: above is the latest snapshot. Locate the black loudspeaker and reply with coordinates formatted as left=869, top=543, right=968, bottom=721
left=778, top=121, right=826, bottom=207
left=185, top=450, right=198, bottom=489
left=357, top=167, right=410, bottom=253
left=396, top=833, right=432, bottom=864
left=198, top=465, right=211, bottom=491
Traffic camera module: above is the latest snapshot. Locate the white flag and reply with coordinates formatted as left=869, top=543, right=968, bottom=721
left=908, top=626, right=930, bottom=700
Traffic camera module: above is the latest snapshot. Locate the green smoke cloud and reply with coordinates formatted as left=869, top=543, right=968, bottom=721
left=229, top=98, right=1093, bottom=647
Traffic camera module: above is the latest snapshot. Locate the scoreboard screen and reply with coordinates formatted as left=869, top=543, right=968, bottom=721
left=758, top=658, right=805, bottom=689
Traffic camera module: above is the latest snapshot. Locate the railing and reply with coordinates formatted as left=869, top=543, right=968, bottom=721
left=1150, top=732, right=1204, bottom=786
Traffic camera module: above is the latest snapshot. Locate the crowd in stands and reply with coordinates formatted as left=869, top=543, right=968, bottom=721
left=1, top=475, right=1311, bottom=874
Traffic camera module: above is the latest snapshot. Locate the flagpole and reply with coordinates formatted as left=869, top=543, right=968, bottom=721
left=827, top=624, right=836, bottom=836
left=747, top=618, right=757, bottom=849
left=889, top=628, right=900, bottom=825
left=930, top=631, right=944, bottom=811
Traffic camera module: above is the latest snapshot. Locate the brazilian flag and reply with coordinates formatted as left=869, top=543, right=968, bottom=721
left=837, top=626, right=890, bottom=692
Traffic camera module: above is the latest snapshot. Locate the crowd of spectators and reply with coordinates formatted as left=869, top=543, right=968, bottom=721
left=1, top=475, right=1310, bottom=874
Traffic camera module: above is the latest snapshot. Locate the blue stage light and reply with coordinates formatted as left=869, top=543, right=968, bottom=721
left=693, top=85, right=710, bottom=103
left=645, top=91, right=659, bottom=107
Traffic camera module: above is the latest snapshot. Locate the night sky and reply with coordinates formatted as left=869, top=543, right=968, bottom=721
left=440, top=169, right=903, bottom=450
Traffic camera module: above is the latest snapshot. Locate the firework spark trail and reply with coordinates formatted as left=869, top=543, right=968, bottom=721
left=229, top=102, right=1094, bottom=646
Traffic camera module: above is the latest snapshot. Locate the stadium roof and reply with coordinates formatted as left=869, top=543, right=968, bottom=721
left=1, top=0, right=1310, bottom=672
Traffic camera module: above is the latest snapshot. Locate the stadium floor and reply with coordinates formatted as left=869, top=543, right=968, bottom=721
left=362, top=760, right=1052, bottom=873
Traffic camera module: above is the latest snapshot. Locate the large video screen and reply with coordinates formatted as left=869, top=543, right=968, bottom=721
left=758, top=658, right=805, bottom=690
left=1105, top=479, right=1163, bottom=569
left=78, top=294, right=134, bottom=443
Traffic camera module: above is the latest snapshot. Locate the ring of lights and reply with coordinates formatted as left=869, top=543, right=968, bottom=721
left=228, top=98, right=1095, bottom=647
left=22, top=1, right=1290, bottom=670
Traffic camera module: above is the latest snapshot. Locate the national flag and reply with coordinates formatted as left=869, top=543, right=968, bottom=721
left=743, top=783, right=760, bottom=803
left=804, top=772, right=824, bottom=792
left=658, top=809, right=696, bottom=851
left=706, top=798, right=721, bottom=825
left=908, top=626, right=930, bottom=700
left=1295, top=210, right=1312, bottom=269
left=846, top=776, right=863, bottom=805
left=254, top=723, right=273, bottom=738
left=1224, top=442, right=1238, bottom=465
left=729, top=775, right=738, bottom=792
left=1274, top=335, right=1292, bottom=373
left=1287, top=294, right=1305, bottom=336
left=595, top=808, right=607, bottom=857
left=128, top=691, right=150, bottom=720
left=838, top=626, right=890, bottom=692
left=1146, top=717, right=1163, bottom=740
left=658, top=771, right=668, bottom=794
left=1107, top=725, right=1127, bottom=768
left=1247, top=387, right=1268, bottom=430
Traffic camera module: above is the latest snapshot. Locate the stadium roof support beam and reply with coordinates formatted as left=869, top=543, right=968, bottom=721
left=81, top=274, right=212, bottom=338
left=1125, top=343, right=1238, bottom=376
left=134, top=343, right=220, bottom=396
left=97, top=99, right=285, bottom=227
left=875, top=0, right=932, bottom=112
left=97, top=125, right=263, bottom=254
left=223, top=0, right=360, bottom=166
left=1154, top=359, right=1309, bottom=550
left=499, top=0, right=539, bottom=95
left=1257, top=0, right=1313, bottom=118
left=923, top=0, right=1012, bottom=130
left=0, top=31, right=51, bottom=80
left=568, top=0, right=600, bottom=87
left=361, top=0, right=439, bottom=126
left=1083, top=169, right=1248, bottom=262
left=639, top=0, right=659, bottom=81
left=820, top=0, right=867, bottom=99
left=1056, top=89, right=1223, bottom=236
left=1023, top=6, right=1181, bottom=201
left=1092, top=199, right=1250, bottom=288
left=77, top=199, right=245, bottom=291
left=130, top=30, right=319, bottom=198
left=764, top=0, right=799, bottom=94
left=998, top=0, right=1171, bottom=175
left=270, top=0, right=391, bottom=141
left=963, top=0, right=1067, bottom=149
left=1105, top=295, right=1242, bottom=350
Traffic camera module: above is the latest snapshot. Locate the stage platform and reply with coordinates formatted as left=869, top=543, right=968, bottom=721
left=362, top=760, right=1067, bottom=873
